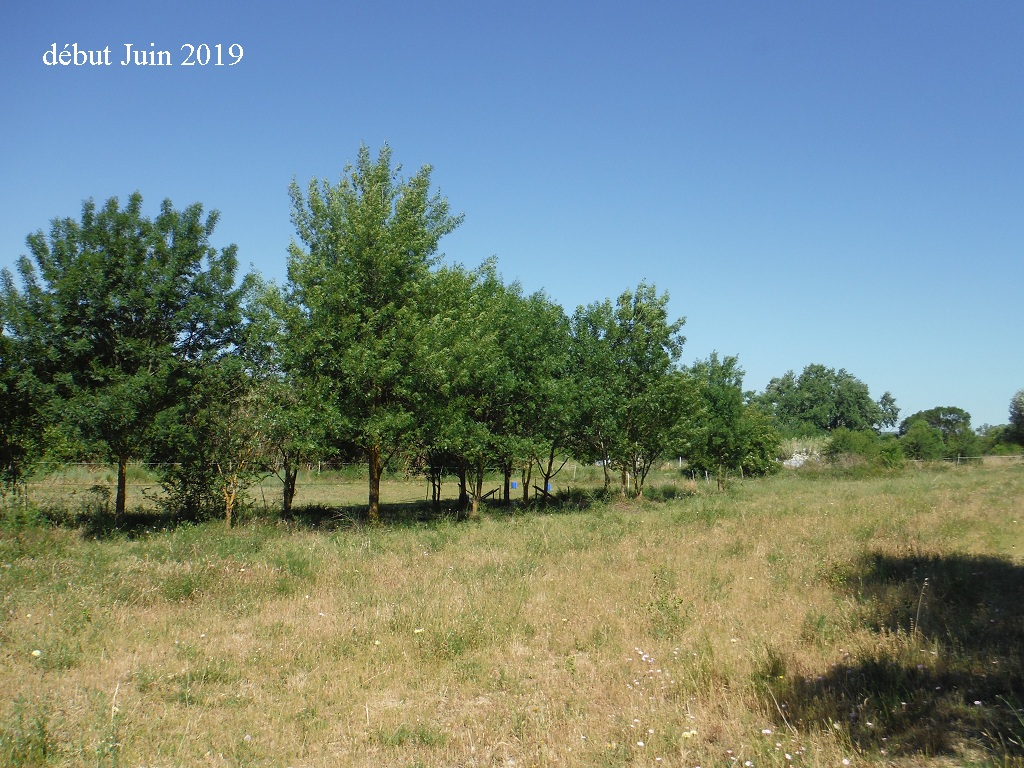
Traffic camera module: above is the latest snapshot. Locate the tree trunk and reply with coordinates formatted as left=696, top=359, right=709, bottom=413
left=470, top=460, right=484, bottom=518
left=115, top=453, right=128, bottom=527
left=502, top=464, right=511, bottom=506
left=430, top=463, right=442, bottom=510
left=224, top=480, right=236, bottom=528
left=521, top=463, right=532, bottom=505
left=368, top=444, right=382, bottom=523
left=456, top=461, right=469, bottom=511
left=620, top=466, right=628, bottom=497
left=282, top=463, right=298, bottom=518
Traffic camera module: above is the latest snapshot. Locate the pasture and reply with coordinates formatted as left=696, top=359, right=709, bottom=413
left=2, top=462, right=1022, bottom=767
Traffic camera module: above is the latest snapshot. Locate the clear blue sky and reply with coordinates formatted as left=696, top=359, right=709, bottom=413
left=2, top=1, right=1022, bottom=428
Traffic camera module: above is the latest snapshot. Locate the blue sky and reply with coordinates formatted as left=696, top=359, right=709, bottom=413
left=2, top=1, right=1022, bottom=429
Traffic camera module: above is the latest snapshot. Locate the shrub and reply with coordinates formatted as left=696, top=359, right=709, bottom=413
left=824, top=428, right=880, bottom=463
left=900, top=420, right=945, bottom=461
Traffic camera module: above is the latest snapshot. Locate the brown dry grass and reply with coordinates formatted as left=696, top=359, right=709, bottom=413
left=2, top=463, right=1023, bottom=767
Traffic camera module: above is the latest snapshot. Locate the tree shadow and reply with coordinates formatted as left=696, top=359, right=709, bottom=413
left=283, top=487, right=610, bottom=530
left=764, top=552, right=1024, bottom=760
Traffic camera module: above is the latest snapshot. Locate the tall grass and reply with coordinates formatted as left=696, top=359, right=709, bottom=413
left=1, top=463, right=1021, bottom=766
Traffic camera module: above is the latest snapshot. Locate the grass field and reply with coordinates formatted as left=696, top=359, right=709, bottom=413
left=2, top=462, right=1023, bottom=767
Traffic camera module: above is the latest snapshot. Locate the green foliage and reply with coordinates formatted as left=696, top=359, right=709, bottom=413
left=0, top=297, right=38, bottom=498
left=757, top=364, right=898, bottom=435
left=568, top=283, right=688, bottom=496
left=738, top=404, right=784, bottom=476
left=683, top=354, right=781, bottom=488
left=2, top=193, right=240, bottom=523
left=976, top=423, right=1023, bottom=455
left=417, top=261, right=573, bottom=511
left=238, top=276, right=329, bottom=516
left=877, top=434, right=905, bottom=468
left=824, top=428, right=878, bottom=463
left=286, top=145, right=463, bottom=521
left=1011, top=389, right=1024, bottom=444
left=899, top=406, right=979, bottom=458
left=824, top=428, right=904, bottom=468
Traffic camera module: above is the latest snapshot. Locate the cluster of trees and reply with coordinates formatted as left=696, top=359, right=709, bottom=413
left=755, top=364, right=899, bottom=435
left=0, top=147, right=784, bottom=524
left=2, top=146, right=1020, bottom=525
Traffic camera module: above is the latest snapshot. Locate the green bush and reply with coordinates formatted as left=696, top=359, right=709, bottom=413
left=824, top=428, right=880, bottom=463
left=900, top=420, right=945, bottom=461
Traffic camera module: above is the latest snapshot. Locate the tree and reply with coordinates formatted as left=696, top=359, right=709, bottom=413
left=899, top=406, right=978, bottom=459
left=237, top=276, right=327, bottom=518
left=567, top=283, right=686, bottom=498
left=2, top=193, right=241, bottom=525
left=1011, top=390, right=1024, bottom=445
left=415, top=261, right=506, bottom=515
left=757, top=364, right=898, bottom=434
left=608, top=284, right=687, bottom=497
left=0, top=292, right=40, bottom=502
left=285, top=145, right=463, bottom=522
left=567, top=299, right=620, bottom=491
left=683, top=353, right=747, bottom=490
left=900, top=420, right=946, bottom=461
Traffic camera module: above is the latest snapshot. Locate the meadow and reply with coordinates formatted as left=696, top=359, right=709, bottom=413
left=1, top=461, right=1022, bottom=767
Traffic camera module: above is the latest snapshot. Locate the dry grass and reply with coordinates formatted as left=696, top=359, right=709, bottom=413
left=2, top=463, right=1023, bottom=767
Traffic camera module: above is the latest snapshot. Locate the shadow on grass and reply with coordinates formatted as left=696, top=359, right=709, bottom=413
left=22, top=479, right=680, bottom=538
left=284, top=486, right=613, bottom=530
left=763, top=552, right=1024, bottom=761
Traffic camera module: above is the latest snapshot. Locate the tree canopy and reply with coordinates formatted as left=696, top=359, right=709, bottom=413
left=756, top=364, right=899, bottom=435
left=899, top=406, right=978, bottom=459
left=11, top=145, right=1016, bottom=527
left=285, top=144, right=463, bottom=521
left=1, top=193, right=241, bottom=523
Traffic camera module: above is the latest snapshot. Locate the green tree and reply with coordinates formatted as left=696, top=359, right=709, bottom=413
left=2, top=193, right=241, bottom=525
left=737, top=404, right=784, bottom=477
left=683, top=353, right=747, bottom=490
left=900, top=420, right=946, bottom=461
left=568, top=283, right=686, bottom=497
left=757, top=364, right=898, bottom=434
left=153, top=353, right=270, bottom=526
left=416, top=261, right=505, bottom=515
left=0, top=294, right=40, bottom=501
left=567, top=299, right=619, bottom=491
left=238, top=276, right=327, bottom=518
left=609, top=284, right=687, bottom=497
left=286, top=145, right=463, bottom=522
left=899, top=406, right=978, bottom=459
left=1010, top=390, right=1024, bottom=445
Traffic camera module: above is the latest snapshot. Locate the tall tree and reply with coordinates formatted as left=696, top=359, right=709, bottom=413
left=757, top=364, right=898, bottom=434
left=609, top=284, right=686, bottom=497
left=681, top=354, right=781, bottom=489
left=2, top=193, right=240, bottom=525
left=286, top=145, right=463, bottom=522
left=568, top=299, right=620, bottom=491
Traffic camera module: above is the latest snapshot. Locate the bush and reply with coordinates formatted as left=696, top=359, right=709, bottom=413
left=900, top=420, right=945, bottom=461
left=824, top=428, right=879, bottom=463
left=823, top=429, right=903, bottom=468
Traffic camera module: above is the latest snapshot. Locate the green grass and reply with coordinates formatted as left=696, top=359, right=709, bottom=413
left=0, top=462, right=1022, bottom=766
